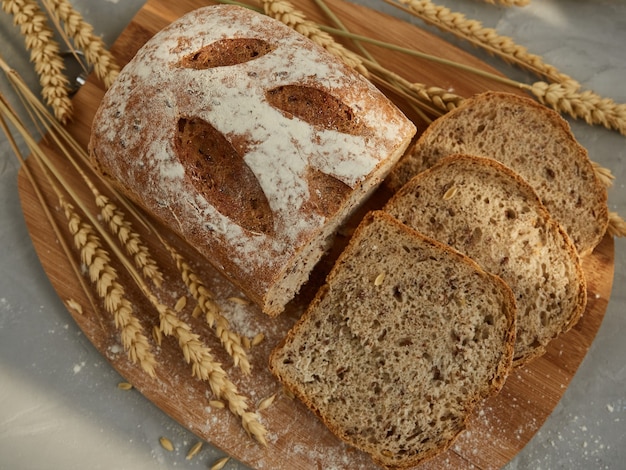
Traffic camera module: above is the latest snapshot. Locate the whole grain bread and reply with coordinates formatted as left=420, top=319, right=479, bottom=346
left=269, top=210, right=516, bottom=469
left=387, top=91, right=608, bottom=256
left=88, top=5, right=415, bottom=316
left=385, top=154, right=587, bottom=366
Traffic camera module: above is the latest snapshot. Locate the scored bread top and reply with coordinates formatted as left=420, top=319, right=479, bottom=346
left=385, top=154, right=587, bottom=366
left=386, top=91, right=608, bottom=256
left=270, top=211, right=516, bottom=469
left=89, top=5, right=415, bottom=315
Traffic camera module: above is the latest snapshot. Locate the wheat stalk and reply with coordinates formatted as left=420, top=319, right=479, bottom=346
left=40, top=0, right=120, bottom=88
left=2, top=0, right=72, bottom=123
left=62, top=198, right=157, bottom=377
left=261, top=0, right=368, bottom=76
left=161, top=240, right=251, bottom=375
left=156, top=299, right=267, bottom=445
left=481, top=0, right=530, bottom=6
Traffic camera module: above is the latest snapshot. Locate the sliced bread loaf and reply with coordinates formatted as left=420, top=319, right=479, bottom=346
left=269, top=210, right=516, bottom=469
left=387, top=91, right=608, bottom=256
left=385, top=154, right=587, bottom=366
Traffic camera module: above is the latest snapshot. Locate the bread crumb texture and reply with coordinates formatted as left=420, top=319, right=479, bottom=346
left=385, top=154, right=586, bottom=366
left=389, top=91, right=608, bottom=256
left=270, top=211, right=515, bottom=468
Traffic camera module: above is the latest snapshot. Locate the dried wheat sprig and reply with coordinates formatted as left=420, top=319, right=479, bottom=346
left=40, top=0, right=120, bottom=88
left=161, top=240, right=251, bottom=375
left=261, top=0, right=368, bottom=76
left=61, top=198, right=157, bottom=376
left=388, top=0, right=573, bottom=86
left=93, top=192, right=163, bottom=287
left=156, top=299, right=266, bottom=445
left=2, top=0, right=72, bottom=123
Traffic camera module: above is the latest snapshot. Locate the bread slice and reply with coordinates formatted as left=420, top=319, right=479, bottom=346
left=385, top=154, right=587, bottom=366
left=269, top=211, right=516, bottom=469
left=387, top=91, right=608, bottom=256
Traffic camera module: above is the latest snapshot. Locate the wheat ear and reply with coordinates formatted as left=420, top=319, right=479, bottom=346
left=40, top=0, right=120, bottom=88
left=2, top=0, right=72, bottom=123
left=524, top=81, right=626, bottom=136
left=93, top=192, right=163, bottom=288
left=607, top=212, right=626, bottom=238
left=261, top=0, right=368, bottom=76
left=156, top=300, right=267, bottom=445
left=162, top=240, right=251, bottom=375
left=61, top=198, right=157, bottom=377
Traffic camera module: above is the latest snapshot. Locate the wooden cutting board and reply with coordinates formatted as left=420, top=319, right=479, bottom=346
left=17, top=0, right=615, bottom=468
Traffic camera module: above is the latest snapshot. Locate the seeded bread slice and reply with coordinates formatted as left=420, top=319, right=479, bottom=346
left=385, top=154, right=587, bottom=366
left=269, top=210, right=516, bottom=469
left=387, top=91, right=608, bottom=256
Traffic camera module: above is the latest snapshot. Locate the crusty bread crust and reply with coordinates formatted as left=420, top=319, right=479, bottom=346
left=385, top=154, right=587, bottom=366
left=88, top=5, right=415, bottom=316
left=270, top=211, right=516, bottom=469
left=387, top=91, right=608, bottom=256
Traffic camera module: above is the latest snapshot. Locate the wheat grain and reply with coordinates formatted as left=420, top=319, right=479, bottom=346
left=65, top=298, right=83, bottom=315
left=117, top=381, right=133, bottom=390
left=61, top=197, right=157, bottom=377
left=227, top=296, right=249, bottom=305
left=209, top=399, right=226, bottom=409
left=210, top=457, right=230, bottom=470
left=41, top=0, right=120, bottom=88
left=257, top=393, right=276, bottom=411
left=185, top=441, right=203, bottom=460
left=159, top=436, right=174, bottom=452
left=2, top=0, right=72, bottom=123
left=174, top=295, right=187, bottom=312
left=261, top=0, right=368, bottom=76
left=251, top=332, right=265, bottom=347
left=163, top=242, right=251, bottom=375
left=152, top=324, right=162, bottom=346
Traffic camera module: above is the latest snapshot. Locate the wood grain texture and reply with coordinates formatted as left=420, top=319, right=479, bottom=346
left=17, top=0, right=615, bottom=468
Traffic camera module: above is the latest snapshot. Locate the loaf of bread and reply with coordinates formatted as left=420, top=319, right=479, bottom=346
left=270, top=211, right=516, bottom=469
left=387, top=91, right=608, bottom=256
left=385, top=154, right=587, bottom=366
left=88, top=5, right=416, bottom=316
